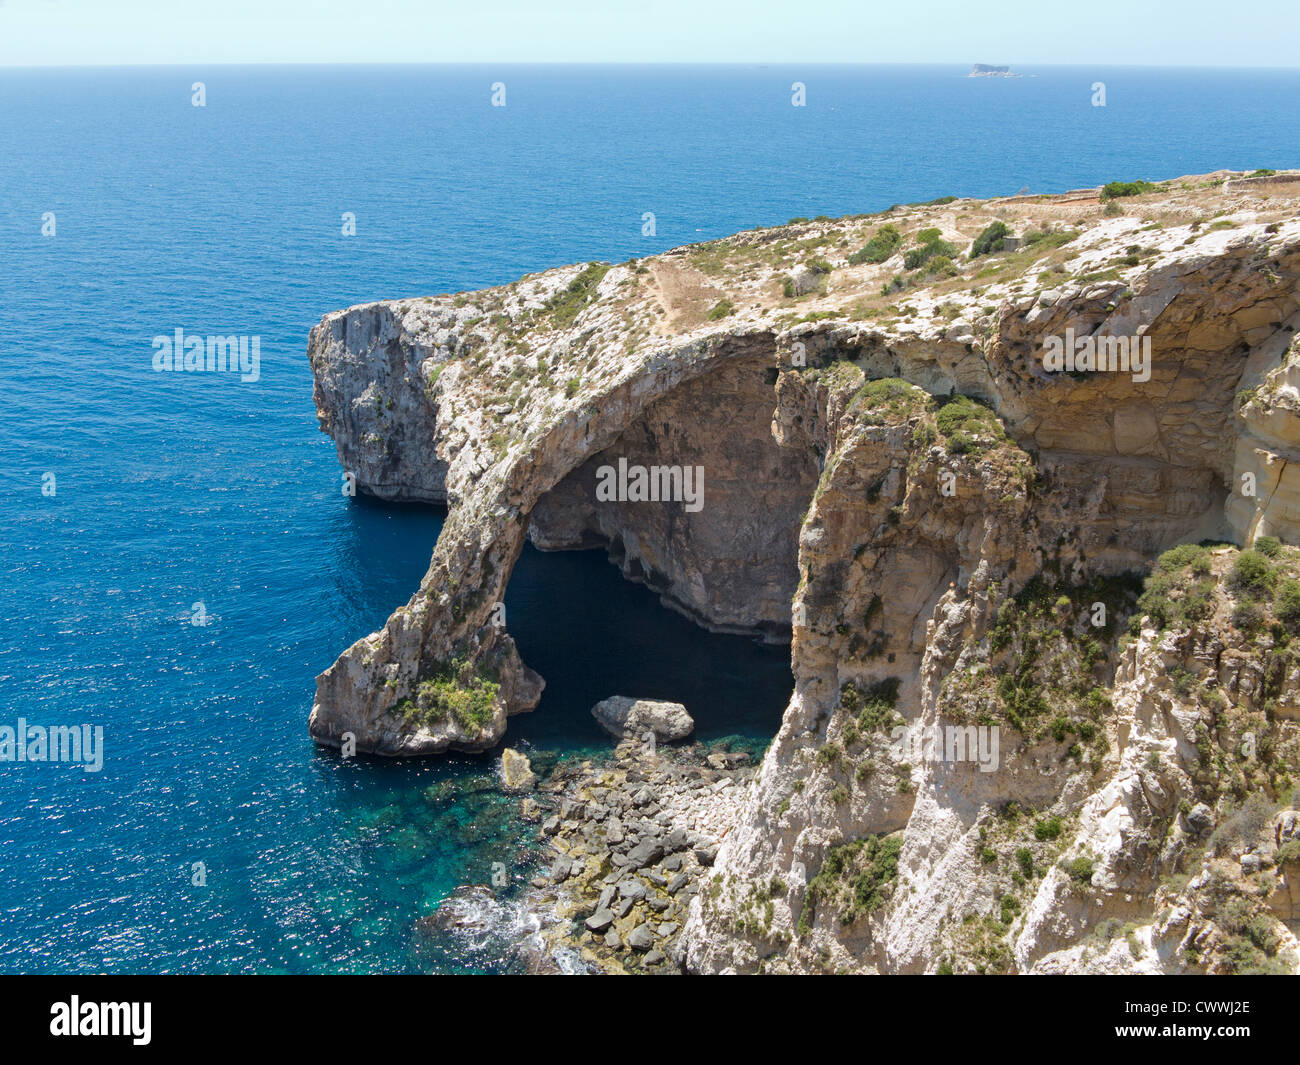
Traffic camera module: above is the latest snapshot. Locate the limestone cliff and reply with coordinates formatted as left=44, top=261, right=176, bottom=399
left=307, top=171, right=1300, bottom=972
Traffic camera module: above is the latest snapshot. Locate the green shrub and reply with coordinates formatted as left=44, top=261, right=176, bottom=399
left=1016, top=847, right=1034, bottom=878
left=847, top=224, right=902, bottom=265
left=969, top=220, right=1011, bottom=258
left=707, top=297, right=736, bottom=320
left=543, top=263, right=611, bottom=327
left=1136, top=544, right=1218, bottom=631
left=934, top=394, right=1005, bottom=454
left=399, top=657, right=500, bottom=733
left=903, top=236, right=957, bottom=271
left=924, top=254, right=958, bottom=277
left=1064, top=856, right=1095, bottom=883
left=1154, top=543, right=1214, bottom=576
left=1276, top=580, right=1300, bottom=632
left=999, top=894, right=1021, bottom=925
left=1229, top=550, right=1277, bottom=597
left=804, top=834, right=903, bottom=927
left=1022, top=229, right=1079, bottom=250
left=1101, top=180, right=1157, bottom=201
left=1034, top=815, right=1062, bottom=841
left=1255, top=535, right=1282, bottom=558
left=855, top=377, right=927, bottom=422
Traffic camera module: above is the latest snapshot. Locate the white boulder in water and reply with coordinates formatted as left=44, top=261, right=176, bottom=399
left=590, top=696, right=694, bottom=742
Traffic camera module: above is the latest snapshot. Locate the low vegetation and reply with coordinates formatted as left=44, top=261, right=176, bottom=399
left=801, top=834, right=903, bottom=930
left=394, top=657, right=500, bottom=733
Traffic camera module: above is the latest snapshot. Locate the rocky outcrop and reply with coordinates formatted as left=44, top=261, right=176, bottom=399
left=591, top=697, right=695, bottom=742
left=309, top=171, right=1300, bottom=970
left=500, top=748, right=537, bottom=793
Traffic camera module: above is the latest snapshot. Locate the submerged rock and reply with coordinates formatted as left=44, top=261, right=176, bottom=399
left=591, top=697, right=694, bottom=742
left=500, top=748, right=537, bottom=793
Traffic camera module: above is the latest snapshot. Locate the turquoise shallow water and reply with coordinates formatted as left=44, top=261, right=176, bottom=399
left=1, top=64, right=1298, bottom=973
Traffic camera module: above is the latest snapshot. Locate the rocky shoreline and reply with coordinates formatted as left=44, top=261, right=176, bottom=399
left=431, top=738, right=758, bottom=974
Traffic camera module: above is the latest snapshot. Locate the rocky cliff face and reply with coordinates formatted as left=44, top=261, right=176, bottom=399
left=307, top=171, right=1300, bottom=972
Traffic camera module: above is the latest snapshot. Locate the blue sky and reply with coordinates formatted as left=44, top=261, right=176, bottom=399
left=2, top=0, right=1296, bottom=67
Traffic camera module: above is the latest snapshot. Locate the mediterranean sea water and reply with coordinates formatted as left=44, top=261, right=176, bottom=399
left=2, top=64, right=1297, bottom=972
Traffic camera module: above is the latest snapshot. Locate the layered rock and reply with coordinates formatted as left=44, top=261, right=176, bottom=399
left=308, top=172, right=1300, bottom=970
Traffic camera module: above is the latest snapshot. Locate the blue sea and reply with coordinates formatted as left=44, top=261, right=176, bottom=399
left=1, top=64, right=1297, bottom=974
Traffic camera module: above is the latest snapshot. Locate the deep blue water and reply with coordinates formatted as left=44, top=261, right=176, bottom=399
left=1, top=64, right=1297, bottom=974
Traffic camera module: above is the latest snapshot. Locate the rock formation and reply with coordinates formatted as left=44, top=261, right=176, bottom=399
left=591, top=697, right=695, bottom=742
left=308, top=171, right=1300, bottom=973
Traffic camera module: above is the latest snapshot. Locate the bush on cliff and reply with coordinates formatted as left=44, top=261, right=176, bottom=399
left=1134, top=544, right=1216, bottom=631
left=1275, top=580, right=1300, bottom=632
left=1229, top=550, right=1277, bottom=598
left=803, top=834, right=902, bottom=929
left=543, top=263, right=611, bottom=328
left=397, top=657, right=500, bottom=733
left=847, top=224, right=901, bottom=265
left=969, top=220, right=1011, bottom=258
left=1100, top=180, right=1157, bottom=201
left=934, top=394, right=1005, bottom=454
left=903, top=229, right=958, bottom=271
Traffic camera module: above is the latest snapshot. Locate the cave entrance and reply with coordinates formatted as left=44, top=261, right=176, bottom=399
left=499, top=349, right=821, bottom=748
left=525, top=353, right=820, bottom=644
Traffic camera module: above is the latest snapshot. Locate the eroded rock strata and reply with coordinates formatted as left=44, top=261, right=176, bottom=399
left=309, top=172, right=1300, bottom=973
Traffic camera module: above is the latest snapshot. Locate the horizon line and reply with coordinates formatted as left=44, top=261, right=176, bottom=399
left=4, top=60, right=1300, bottom=71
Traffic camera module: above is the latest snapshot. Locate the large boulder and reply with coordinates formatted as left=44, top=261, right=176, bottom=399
left=499, top=748, right=537, bottom=793
left=591, top=697, right=694, bottom=742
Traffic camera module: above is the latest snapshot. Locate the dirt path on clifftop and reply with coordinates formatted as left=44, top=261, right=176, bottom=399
left=648, top=259, right=725, bottom=334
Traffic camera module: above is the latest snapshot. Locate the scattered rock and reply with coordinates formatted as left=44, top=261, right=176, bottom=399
left=1187, top=803, right=1215, bottom=836
left=626, top=923, right=655, bottom=951
left=626, top=839, right=665, bottom=869
left=549, top=854, right=573, bottom=883
left=618, top=878, right=647, bottom=900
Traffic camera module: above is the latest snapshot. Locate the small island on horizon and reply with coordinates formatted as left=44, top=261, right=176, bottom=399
left=969, top=63, right=1020, bottom=77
